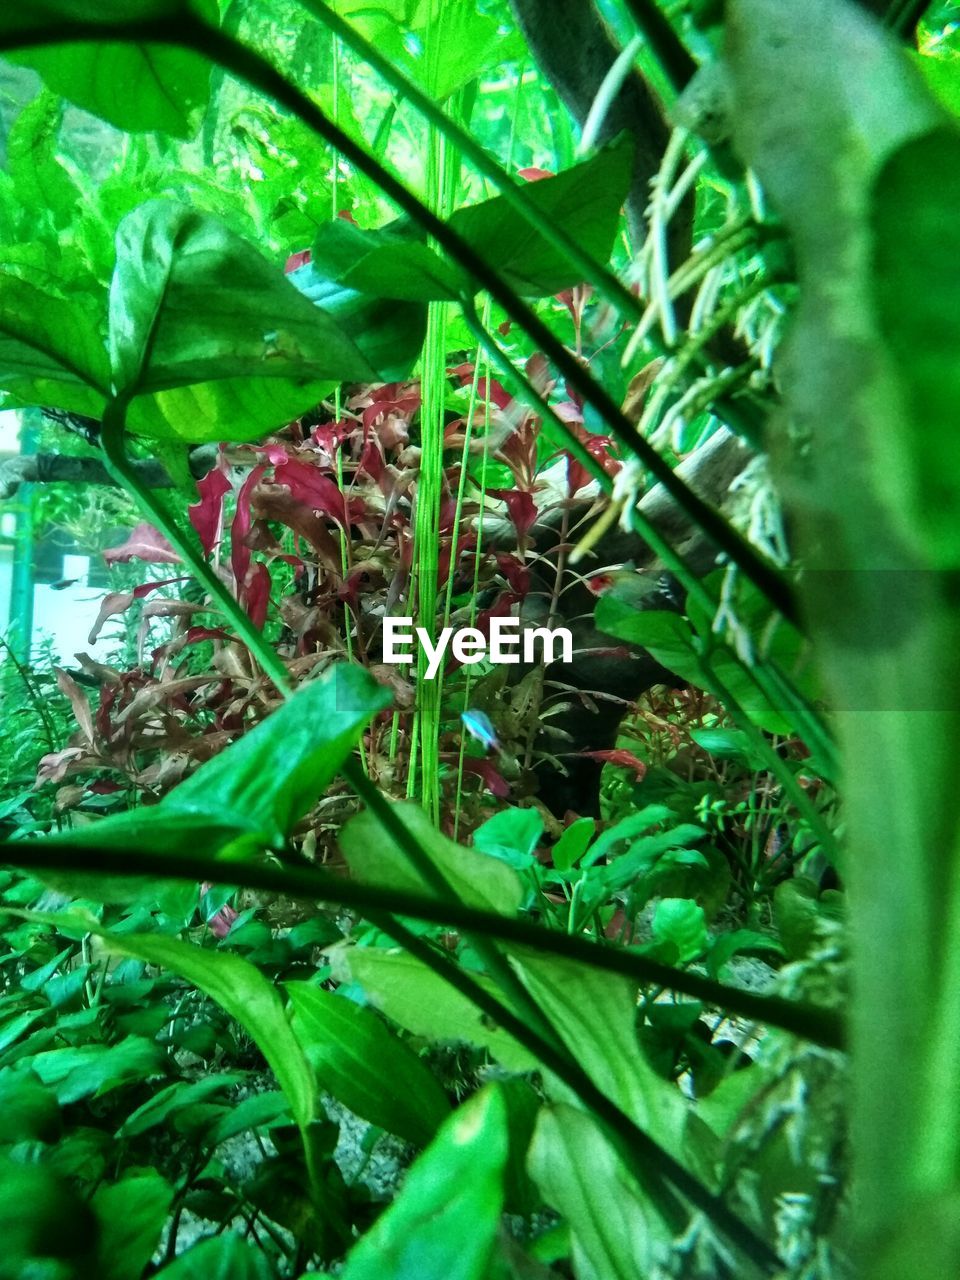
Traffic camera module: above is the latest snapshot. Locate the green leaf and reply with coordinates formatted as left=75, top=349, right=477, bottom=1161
left=164, top=665, right=391, bottom=846
left=651, top=898, right=708, bottom=964
left=29, top=1035, right=162, bottom=1103
left=339, top=1085, right=509, bottom=1280
left=5, top=89, right=82, bottom=232
left=551, top=816, right=595, bottom=872
left=0, top=272, right=110, bottom=415
left=309, top=217, right=464, bottom=301
left=0, top=1158, right=97, bottom=1272
left=90, top=1172, right=173, bottom=1280
left=327, top=945, right=535, bottom=1073
left=101, top=933, right=317, bottom=1130
left=447, top=137, right=635, bottom=296
left=340, top=802, right=524, bottom=916
left=206, top=1091, right=291, bottom=1146
left=108, top=200, right=379, bottom=408
left=287, top=982, right=450, bottom=1146
left=872, top=127, right=960, bottom=570
left=528, top=1104, right=664, bottom=1280
left=155, top=1236, right=278, bottom=1280
left=288, top=258, right=428, bottom=380
left=8, top=1, right=214, bottom=139
left=118, top=1073, right=247, bottom=1137
left=506, top=949, right=689, bottom=1147
left=689, top=727, right=767, bottom=767
left=472, top=807, right=544, bottom=870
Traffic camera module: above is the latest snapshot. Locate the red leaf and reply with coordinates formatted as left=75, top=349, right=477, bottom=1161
left=188, top=466, right=232, bottom=554
left=461, top=758, right=510, bottom=797
left=284, top=248, right=311, bottom=273
left=518, top=166, right=554, bottom=181
left=88, top=579, right=184, bottom=644
left=242, top=561, right=272, bottom=629
left=487, top=488, right=538, bottom=538
left=274, top=458, right=365, bottom=529
left=103, top=523, right=180, bottom=565
left=496, top=554, right=531, bottom=596
left=578, top=749, right=647, bottom=781
left=231, top=463, right=267, bottom=588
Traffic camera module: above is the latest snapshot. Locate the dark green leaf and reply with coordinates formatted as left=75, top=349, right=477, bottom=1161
left=448, top=138, right=635, bottom=296
left=309, top=217, right=463, bottom=301
left=288, top=259, right=428, bottom=379
left=90, top=1172, right=173, bottom=1280
left=109, top=201, right=379, bottom=409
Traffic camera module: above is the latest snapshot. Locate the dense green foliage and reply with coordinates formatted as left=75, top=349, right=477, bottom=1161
left=0, top=1, right=958, bottom=1277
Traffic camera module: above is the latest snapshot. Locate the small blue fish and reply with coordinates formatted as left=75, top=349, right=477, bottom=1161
left=461, top=709, right=501, bottom=753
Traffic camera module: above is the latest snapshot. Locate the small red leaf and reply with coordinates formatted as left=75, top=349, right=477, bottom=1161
left=487, top=488, right=538, bottom=538
left=578, top=749, right=647, bottom=781
left=188, top=466, right=232, bottom=554
left=103, top=523, right=180, bottom=565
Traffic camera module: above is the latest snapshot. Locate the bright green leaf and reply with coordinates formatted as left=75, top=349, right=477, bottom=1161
left=339, top=1085, right=509, bottom=1280
left=340, top=802, right=524, bottom=916
left=473, top=807, right=544, bottom=870
left=102, top=933, right=317, bottom=1131
left=287, top=982, right=450, bottom=1146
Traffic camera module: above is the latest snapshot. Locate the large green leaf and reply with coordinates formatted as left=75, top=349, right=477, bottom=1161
left=108, top=200, right=379, bottom=403
left=287, top=259, right=428, bottom=379
left=528, top=1104, right=662, bottom=1280
left=339, top=802, right=524, bottom=915
left=506, top=949, right=688, bottom=1150
left=338, top=1085, right=509, bottom=1280
left=90, top=1173, right=173, bottom=1280
left=447, top=137, right=635, bottom=296
left=308, top=217, right=463, bottom=302
left=5, top=1, right=213, bottom=139
left=286, top=981, right=450, bottom=1147
left=103, top=932, right=317, bottom=1131
left=0, top=272, right=109, bottom=414
left=871, top=127, right=960, bottom=571
left=328, top=945, right=535, bottom=1073
left=726, top=0, right=948, bottom=1255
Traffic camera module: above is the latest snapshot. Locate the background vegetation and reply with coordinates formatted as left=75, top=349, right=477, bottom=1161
left=0, top=0, right=957, bottom=1277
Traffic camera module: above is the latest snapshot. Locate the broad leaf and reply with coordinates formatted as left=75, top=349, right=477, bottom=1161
left=448, top=137, right=635, bottom=296
left=12, top=0, right=214, bottom=140
left=338, top=1085, right=509, bottom=1280
left=165, top=664, right=391, bottom=845
left=506, top=949, right=688, bottom=1148
left=90, top=1172, right=173, bottom=1280
left=287, top=982, right=450, bottom=1146
left=328, top=945, right=535, bottom=1073
left=308, top=217, right=463, bottom=301
left=287, top=259, right=428, bottom=380
left=473, top=807, right=544, bottom=870
left=339, top=802, right=524, bottom=915
left=528, top=1104, right=663, bottom=1280
left=108, top=200, right=379, bottom=409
